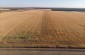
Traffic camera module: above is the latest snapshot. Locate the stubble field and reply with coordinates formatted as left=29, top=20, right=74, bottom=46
left=0, top=10, right=85, bottom=48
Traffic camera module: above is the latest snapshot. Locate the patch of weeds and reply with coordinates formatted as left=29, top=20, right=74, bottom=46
left=6, top=31, right=37, bottom=40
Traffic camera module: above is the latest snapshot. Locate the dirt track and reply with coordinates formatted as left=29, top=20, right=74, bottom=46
left=0, top=48, right=85, bottom=55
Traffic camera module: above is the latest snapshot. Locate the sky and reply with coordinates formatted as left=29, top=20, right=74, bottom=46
left=0, top=0, right=85, bottom=8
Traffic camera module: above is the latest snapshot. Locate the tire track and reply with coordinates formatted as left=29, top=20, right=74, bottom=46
left=40, top=11, right=56, bottom=37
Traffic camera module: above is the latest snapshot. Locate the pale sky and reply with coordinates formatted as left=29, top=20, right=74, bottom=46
left=0, top=0, right=85, bottom=8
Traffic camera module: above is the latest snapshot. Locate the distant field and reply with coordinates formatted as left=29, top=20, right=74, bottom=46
left=0, top=10, right=85, bottom=48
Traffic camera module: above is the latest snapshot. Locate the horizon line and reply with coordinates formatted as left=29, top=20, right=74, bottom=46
left=0, top=7, right=85, bottom=9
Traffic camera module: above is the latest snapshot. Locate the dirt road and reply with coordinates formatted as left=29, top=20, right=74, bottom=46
left=0, top=48, right=85, bottom=55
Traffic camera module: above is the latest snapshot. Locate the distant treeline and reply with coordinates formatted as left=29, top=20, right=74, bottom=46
left=34, top=8, right=85, bottom=12
left=51, top=8, right=85, bottom=11
left=1, top=7, right=85, bottom=12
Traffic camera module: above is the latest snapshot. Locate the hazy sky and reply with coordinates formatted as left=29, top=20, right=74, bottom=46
left=0, top=0, right=85, bottom=8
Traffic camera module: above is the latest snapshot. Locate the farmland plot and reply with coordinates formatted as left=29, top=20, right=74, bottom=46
left=0, top=10, right=85, bottom=48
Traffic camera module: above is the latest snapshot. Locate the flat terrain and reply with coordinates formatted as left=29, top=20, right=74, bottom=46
left=0, top=10, right=85, bottom=48
left=0, top=48, right=85, bottom=55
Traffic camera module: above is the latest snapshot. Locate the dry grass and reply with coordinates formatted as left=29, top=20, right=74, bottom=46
left=0, top=10, right=85, bottom=48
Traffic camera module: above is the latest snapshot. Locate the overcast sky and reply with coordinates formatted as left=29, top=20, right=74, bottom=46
left=0, top=0, right=85, bottom=8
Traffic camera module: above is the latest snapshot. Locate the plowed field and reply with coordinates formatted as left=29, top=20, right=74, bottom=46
left=0, top=10, right=85, bottom=48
